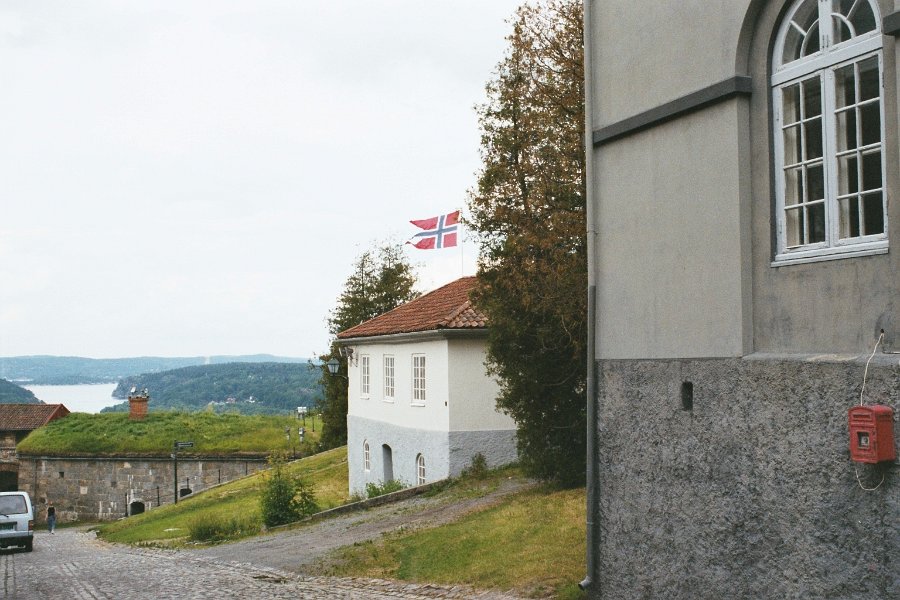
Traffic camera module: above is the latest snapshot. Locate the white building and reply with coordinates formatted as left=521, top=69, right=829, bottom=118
left=337, top=276, right=517, bottom=494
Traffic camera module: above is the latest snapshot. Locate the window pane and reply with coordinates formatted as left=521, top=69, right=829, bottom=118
left=861, top=150, right=881, bottom=191
left=832, top=17, right=853, bottom=45
left=838, top=154, right=859, bottom=195
left=835, top=109, right=857, bottom=151
left=862, top=191, right=885, bottom=235
left=807, top=164, right=824, bottom=201
left=808, top=203, right=826, bottom=243
left=852, top=3, right=876, bottom=34
left=835, top=64, right=856, bottom=108
left=859, top=57, right=879, bottom=101
left=785, top=167, right=803, bottom=206
left=802, top=78, right=821, bottom=118
left=804, top=118, right=823, bottom=159
left=859, top=102, right=881, bottom=146
left=783, top=125, right=802, bottom=164
left=783, top=3, right=819, bottom=64
left=802, top=22, right=820, bottom=56
left=786, top=207, right=804, bottom=247
left=839, top=196, right=861, bottom=238
left=782, top=84, right=801, bottom=124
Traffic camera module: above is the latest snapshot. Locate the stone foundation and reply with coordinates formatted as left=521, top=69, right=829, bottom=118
left=594, top=354, right=899, bottom=599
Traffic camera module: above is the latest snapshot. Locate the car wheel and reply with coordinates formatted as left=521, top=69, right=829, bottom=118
left=23, top=539, right=33, bottom=552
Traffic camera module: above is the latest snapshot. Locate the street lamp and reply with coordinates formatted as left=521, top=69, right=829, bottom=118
left=326, top=358, right=340, bottom=375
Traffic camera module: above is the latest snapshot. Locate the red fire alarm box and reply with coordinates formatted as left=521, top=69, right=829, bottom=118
left=848, top=405, right=896, bottom=463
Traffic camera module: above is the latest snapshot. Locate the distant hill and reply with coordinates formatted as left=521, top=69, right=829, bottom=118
left=0, top=379, right=41, bottom=404
left=103, top=362, right=322, bottom=415
left=0, top=355, right=308, bottom=385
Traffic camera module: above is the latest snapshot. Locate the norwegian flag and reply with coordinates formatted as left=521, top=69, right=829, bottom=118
left=408, top=210, right=459, bottom=249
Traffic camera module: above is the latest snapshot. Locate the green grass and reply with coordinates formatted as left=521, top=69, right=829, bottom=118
left=321, top=473, right=587, bottom=600
left=96, top=446, right=348, bottom=546
left=17, top=411, right=322, bottom=456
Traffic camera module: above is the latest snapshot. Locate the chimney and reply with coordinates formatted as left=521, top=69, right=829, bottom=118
left=128, top=389, right=149, bottom=421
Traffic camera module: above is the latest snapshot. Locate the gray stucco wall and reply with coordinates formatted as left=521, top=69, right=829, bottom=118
left=18, top=456, right=265, bottom=522
left=594, top=356, right=899, bottom=599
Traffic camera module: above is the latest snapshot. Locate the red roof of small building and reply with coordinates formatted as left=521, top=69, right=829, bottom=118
left=337, top=276, right=487, bottom=339
left=0, top=404, right=70, bottom=431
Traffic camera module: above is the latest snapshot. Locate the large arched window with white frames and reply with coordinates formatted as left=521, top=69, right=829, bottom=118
left=772, top=0, right=887, bottom=263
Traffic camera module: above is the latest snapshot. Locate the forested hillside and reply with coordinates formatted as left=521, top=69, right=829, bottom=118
left=104, top=362, right=321, bottom=415
left=0, top=379, right=41, bottom=404
left=0, top=354, right=307, bottom=385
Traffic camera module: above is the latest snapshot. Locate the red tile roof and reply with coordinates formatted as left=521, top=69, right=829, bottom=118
left=0, top=404, right=70, bottom=431
left=338, top=276, right=487, bottom=339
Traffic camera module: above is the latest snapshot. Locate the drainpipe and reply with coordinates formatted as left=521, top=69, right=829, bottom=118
left=580, top=0, right=600, bottom=594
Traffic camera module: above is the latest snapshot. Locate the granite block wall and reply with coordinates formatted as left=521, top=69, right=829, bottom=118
left=18, top=456, right=266, bottom=523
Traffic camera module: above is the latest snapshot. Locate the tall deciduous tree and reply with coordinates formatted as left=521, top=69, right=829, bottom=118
left=317, top=244, right=418, bottom=449
left=466, top=0, right=586, bottom=486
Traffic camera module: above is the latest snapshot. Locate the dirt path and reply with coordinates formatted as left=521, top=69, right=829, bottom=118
left=191, top=476, right=534, bottom=574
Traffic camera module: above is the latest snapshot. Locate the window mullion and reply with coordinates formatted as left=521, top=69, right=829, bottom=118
left=822, top=68, right=839, bottom=245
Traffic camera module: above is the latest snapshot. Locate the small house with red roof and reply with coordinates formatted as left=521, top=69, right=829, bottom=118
left=0, top=403, right=70, bottom=491
left=337, top=276, right=517, bottom=493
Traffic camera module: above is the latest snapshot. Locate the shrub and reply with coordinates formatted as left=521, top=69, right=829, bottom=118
left=365, top=479, right=405, bottom=499
left=188, top=514, right=257, bottom=542
left=260, top=452, right=319, bottom=527
left=461, top=453, right=489, bottom=479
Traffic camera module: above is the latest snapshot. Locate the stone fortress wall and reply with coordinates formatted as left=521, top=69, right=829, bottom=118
left=18, top=455, right=267, bottom=523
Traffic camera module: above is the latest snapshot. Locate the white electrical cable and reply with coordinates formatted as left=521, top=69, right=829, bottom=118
left=859, top=331, right=884, bottom=405
left=855, top=464, right=885, bottom=491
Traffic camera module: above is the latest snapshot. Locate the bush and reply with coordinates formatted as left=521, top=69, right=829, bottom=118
left=260, top=452, right=319, bottom=527
left=188, top=514, right=258, bottom=542
left=365, top=479, right=405, bottom=499
left=461, top=453, right=489, bottom=479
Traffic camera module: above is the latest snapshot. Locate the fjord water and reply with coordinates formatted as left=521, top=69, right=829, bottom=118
left=23, top=383, right=119, bottom=413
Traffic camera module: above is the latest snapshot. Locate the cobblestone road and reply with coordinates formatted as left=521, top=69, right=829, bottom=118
left=2, top=530, right=523, bottom=599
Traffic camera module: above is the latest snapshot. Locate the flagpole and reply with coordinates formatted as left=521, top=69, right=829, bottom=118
left=459, top=209, right=464, bottom=276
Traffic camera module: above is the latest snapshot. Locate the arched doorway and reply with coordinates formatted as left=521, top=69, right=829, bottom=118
left=129, top=501, right=145, bottom=516
left=179, top=487, right=192, bottom=498
left=0, top=465, right=17, bottom=492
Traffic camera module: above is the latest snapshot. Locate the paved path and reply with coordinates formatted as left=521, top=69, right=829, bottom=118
left=194, top=477, right=531, bottom=574
left=1, top=479, right=531, bottom=599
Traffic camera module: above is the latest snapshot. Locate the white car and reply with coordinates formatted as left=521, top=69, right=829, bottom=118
left=0, top=491, right=34, bottom=552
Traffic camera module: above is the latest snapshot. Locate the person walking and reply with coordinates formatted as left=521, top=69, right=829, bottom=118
left=47, top=502, right=56, bottom=534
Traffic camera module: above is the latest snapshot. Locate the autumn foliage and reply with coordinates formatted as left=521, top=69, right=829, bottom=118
left=467, top=0, right=586, bottom=486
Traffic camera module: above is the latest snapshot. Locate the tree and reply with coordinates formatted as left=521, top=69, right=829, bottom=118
left=259, top=452, right=318, bottom=527
left=317, top=243, right=419, bottom=449
left=466, top=0, right=586, bottom=486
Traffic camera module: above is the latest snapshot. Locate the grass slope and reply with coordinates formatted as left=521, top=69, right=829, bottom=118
left=97, top=446, right=348, bottom=545
left=17, top=411, right=321, bottom=456
left=321, top=473, right=587, bottom=600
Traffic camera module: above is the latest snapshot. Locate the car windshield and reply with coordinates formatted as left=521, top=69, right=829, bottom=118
left=0, top=496, right=27, bottom=515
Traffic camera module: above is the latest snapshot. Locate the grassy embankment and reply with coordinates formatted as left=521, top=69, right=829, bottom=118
left=319, top=472, right=587, bottom=600
left=97, top=446, right=348, bottom=545
left=17, top=411, right=321, bottom=456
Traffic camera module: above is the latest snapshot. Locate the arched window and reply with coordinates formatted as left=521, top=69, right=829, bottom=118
left=772, top=0, right=886, bottom=263
left=416, top=454, right=425, bottom=485
left=363, top=440, right=370, bottom=472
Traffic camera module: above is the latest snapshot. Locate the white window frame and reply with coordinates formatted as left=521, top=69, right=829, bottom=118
left=771, top=0, right=887, bottom=266
left=383, top=355, right=395, bottom=402
left=416, top=454, right=425, bottom=485
left=411, top=354, right=426, bottom=406
left=364, top=441, right=370, bottom=472
left=359, top=354, right=370, bottom=398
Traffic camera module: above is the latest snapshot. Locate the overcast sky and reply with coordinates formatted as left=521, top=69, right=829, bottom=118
left=0, top=0, right=523, bottom=359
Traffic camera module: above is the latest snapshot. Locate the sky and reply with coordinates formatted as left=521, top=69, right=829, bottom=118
left=0, top=0, right=524, bottom=360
